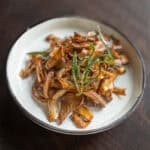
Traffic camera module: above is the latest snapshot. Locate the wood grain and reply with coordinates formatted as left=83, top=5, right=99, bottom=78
left=1, top=0, right=150, bottom=149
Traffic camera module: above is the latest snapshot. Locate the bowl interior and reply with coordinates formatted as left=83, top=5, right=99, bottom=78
left=7, top=17, right=144, bottom=134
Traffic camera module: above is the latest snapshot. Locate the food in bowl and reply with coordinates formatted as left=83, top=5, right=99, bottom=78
left=20, top=26, right=128, bottom=128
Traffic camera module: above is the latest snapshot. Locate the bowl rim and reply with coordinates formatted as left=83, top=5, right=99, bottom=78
left=6, top=16, right=146, bottom=135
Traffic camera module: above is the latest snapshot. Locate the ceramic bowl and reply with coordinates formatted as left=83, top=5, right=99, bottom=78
left=6, top=17, right=145, bottom=135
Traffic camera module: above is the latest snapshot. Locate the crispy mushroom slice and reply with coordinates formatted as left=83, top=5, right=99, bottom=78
left=112, top=87, right=126, bottom=95
left=45, top=47, right=62, bottom=70
left=91, top=79, right=101, bottom=91
left=83, top=90, right=106, bottom=107
left=48, top=90, right=67, bottom=122
left=56, top=66, right=72, bottom=80
left=99, top=79, right=114, bottom=100
left=58, top=78, right=75, bottom=90
left=52, top=89, right=67, bottom=100
left=32, top=81, right=48, bottom=103
left=57, top=68, right=75, bottom=90
left=57, top=68, right=66, bottom=78
left=71, top=113, right=89, bottom=128
left=48, top=99, right=59, bottom=122
left=74, top=105, right=93, bottom=121
left=58, top=93, right=83, bottom=124
left=48, top=89, right=57, bottom=98
left=120, top=54, right=128, bottom=65
left=73, top=32, right=96, bottom=43
left=115, top=66, right=126, bottom=74
left=43, top=71, right=54, bottom=98
left=50, top=46, right=61, bottom=58
left=45, top=57, right=57, bottom=70
left=73, top=32, right=86, bottom=43
left=71, top=42, right=90, bottom=49
left=19, top=60, right=35, bottom=78
left=84, top=96, right=98, bottom=107
left=71, top=105, right=93, bottom=128
left=46, top=34, right=62, bottom=48
left=99, top=71, right=117, bottom=99
left=114, top=55, right=128, bottom=66
left=112, top=49, right=120, bottom=59
left=35, top=56, right=45, bottom=83
left=51, top=80, right=62, bottom=89
left=95, top=41, right=106, bottom=52
left=78, top=49, right=89, bottom=58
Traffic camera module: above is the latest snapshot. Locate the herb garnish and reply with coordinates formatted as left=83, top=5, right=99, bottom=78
left=84, top=67, right=103, bottom=86
left=28, top=50, right=49, bottom=57
left=72, top=51, right=80, bottom=94
left=80, top=42, right=95, bottom=94
left=97, top=26, right=115, bottom=65
left=72, top=27, right=115, bottom=95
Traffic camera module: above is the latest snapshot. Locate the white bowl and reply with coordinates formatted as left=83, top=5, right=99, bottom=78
left=6, top=17, right=145, bottom=135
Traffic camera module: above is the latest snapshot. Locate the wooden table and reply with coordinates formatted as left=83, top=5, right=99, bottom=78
left=1, top=0, right=150, bottom=149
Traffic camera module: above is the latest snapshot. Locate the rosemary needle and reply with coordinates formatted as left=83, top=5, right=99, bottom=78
left=72, top=51, right=80, bottom=94
left=81, top=42, right=95, bottom=93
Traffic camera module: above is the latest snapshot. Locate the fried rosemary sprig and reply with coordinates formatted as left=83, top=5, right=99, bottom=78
left=84, top=68, right=103, bottom=86
left=97, top=26, right=115, bottom=65
left=80, top=43, right=95, bottom=93
left=72, top=51, right=80, bottom=94
left=72, top=28, right=115, bottom=95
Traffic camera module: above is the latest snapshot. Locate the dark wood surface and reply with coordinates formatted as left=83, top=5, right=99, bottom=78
left=1, top=0, right=150, bottom=149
